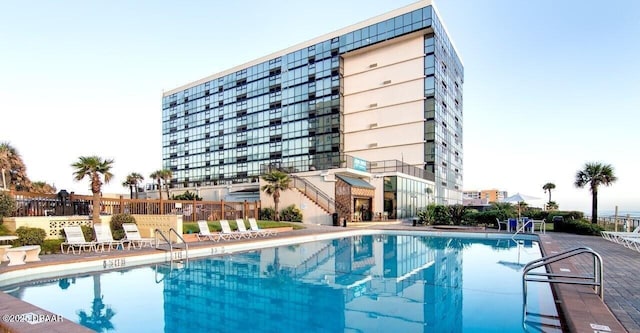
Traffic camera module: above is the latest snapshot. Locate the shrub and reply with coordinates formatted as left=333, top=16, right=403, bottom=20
left=418, top=204, right=437, bottom=224
left=559, top=219, right=604, bottom=235
left=549, top=211, right=587, bottom=232
left=15, top=226, right=47, bottom=246
left=260, top=207, right=275, bottom=220
left=280, top=205, right=303, bottom=222
left=41, top=239, right=64, bottom=254
left=449, top=204, right=467, bottom=225
left=0, top=192, right=16, bottom=221
left=0, top=223, right=10, bottom=236
left=433, top=205, right=451, bottom=225
left=80, top=225, right=94, bottom=241
left=171, top=191, right=202, bottom=201
left=110, top=213, right=136, bottom=240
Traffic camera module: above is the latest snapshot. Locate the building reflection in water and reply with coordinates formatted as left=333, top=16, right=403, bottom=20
left=163, top=235, right=463, bottom=333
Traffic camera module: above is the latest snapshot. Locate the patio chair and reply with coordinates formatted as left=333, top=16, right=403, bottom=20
left=94, top=223, right=127, bottom=251
left=601, top=225, right=640, bottom=243
left=61, top=226, right=97, bottom=254
left=248, top=218, right=276, bottom=237
left=122, top=223, right=155, bottom=249
left=508, top=218, right=518, bottom=232
left=523, top=218, right=534, bottom=233
left=219, top=220, right=242, bottom=240
left=621, top=237, right=640, bottom=252
left=496, top=218, right=508, bottom=231
left=197, top=220, right=221, bottom=242
left=235, top=218, right=258, bottom=238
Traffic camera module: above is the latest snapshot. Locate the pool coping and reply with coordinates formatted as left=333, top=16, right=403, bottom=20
left=0, top=227, right=629, bottom=333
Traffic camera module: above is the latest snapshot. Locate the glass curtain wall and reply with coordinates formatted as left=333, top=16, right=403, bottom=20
left=162, top=6, right=437, bottom=189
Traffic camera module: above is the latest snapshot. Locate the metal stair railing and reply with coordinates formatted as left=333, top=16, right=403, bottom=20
left=522, top=247, right=603, bottom=320
left=290, top=175, right=336, bottom=214
left=154, top=228, right=189, bottom=265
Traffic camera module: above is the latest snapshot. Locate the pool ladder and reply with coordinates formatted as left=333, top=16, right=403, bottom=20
left=154, top=228, right=189, bottom=265
left=522, top=247, right=603, bottom=321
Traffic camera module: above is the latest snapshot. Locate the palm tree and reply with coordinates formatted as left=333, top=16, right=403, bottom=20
left=574, top=162, right=617, bottom=224
left=31, top=181, right=57, bottom=194
left=150, top=169, right=172, bottom=199
left=542, top=182, right=556, bottom=204
left=71, top=156, right=114, bottom=224
left=260, top=170, right=291, bottom=221
left=0, top=142, right=31, bottom=191
left=122, top=173, right=144, bottom=199
left=546, top=201, right=559, bottom=210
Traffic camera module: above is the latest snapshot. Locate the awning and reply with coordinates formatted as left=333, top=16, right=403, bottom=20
left=336, top=175, right=375, bottom=190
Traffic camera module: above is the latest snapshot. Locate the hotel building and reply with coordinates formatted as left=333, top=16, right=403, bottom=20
left=162, top=0, right=463, bottom=221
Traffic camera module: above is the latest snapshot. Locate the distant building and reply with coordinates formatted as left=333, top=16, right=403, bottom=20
left=463, top=189, right=507, bottom=204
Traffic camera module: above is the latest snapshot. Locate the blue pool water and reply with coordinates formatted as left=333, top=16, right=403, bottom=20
left=6, top=234, right=559, bottom=332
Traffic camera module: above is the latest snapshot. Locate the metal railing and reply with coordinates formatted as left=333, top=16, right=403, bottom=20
left=522, top=247, right=603, bottom=320
left=154, top=228, right=189, bottom=265
left=290, top=175, right=336, bottom=214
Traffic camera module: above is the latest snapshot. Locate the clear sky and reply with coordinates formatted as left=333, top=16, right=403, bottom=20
left=1, top=0, right=638, bottom=215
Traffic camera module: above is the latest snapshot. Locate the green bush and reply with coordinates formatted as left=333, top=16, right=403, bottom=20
left=449, top=204, right=467, bottom=225
left=559, top=219, right=604, bottom=235
left=15, top=226, right=47, bottom=246
left=465, top=210, right=503, bottom=226
left=280, top=205, right=303, bottom=222
left=418, top=204, right=437, bottom=224
left=433, top=205, right=451, bottom=225
left=110, top=213, right=136, bottom=240
left=0, top=192, right=16, bottom=221
left=41, top=239, right=64, bottom=254
left=260, top=208, right=275, bottom=220
left=0, top=223, right=10, bottom=236
left=80, top=225, right=94, bottom=241
left=549, top=211, right=587, bottom=232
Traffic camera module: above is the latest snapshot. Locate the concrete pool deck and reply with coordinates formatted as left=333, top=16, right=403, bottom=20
left=0, top=222, right=638, bottom=333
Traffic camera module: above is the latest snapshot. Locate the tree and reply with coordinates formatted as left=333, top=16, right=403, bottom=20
left=546, top=201, right=559, bottom=210
left=71, top=156, right=114, bottom=224
left=574, top=162, right=617, bottom=224
left=122, top=173, right=144, bottom=199
left=260, top=170, right=291, bottom=221
left=542, top=182, right=556, bottom=205
left=31, top=181, right=56, bottom=194
left=0, top=142, right=31, bottom=191
left=150, top=169, right=172, bottom=200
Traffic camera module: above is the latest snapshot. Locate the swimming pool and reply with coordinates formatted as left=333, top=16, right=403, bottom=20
left=4, top=233, right=560, bottom=332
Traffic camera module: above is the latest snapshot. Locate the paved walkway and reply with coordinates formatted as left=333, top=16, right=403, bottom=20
left=540, top=232, right=640, bottom=333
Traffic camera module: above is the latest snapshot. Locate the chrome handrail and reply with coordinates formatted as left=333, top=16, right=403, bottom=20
left=154, top=228, right=189, bottom=265
left=522, top=247, right=603, bottom=321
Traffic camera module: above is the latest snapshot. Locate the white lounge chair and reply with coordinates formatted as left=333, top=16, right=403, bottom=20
left=601, top=225, right=640, bottom=243
left=219, top=220, right=242, bottom=240
left=94, top=223, right=127, bottom=251
left=621, top=237, right=640, bottom=252
left=122, top=223, right=155, bottom=249
left=248, top=218, right=275, bottom=237
left=61, top=226, right=97, bottom=254
left=235, top=219, right=257, bottom=238
left=197, top=220, right=221, bottom=242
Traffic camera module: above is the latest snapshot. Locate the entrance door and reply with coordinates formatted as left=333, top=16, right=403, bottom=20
left=354, top=198, right=372, bottom=221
